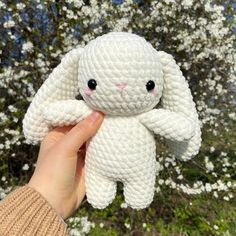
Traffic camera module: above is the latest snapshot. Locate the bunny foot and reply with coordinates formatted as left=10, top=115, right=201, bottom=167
left=123, top=178, right=155, bottom=209
left=85, top=171, right=117, bottom=209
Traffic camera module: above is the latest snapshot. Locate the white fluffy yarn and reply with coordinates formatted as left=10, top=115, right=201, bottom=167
left=23, top=32, right=201, bottom=209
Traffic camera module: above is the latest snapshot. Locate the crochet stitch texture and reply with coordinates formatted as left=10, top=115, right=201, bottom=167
left=23, top=32, right=201, bottom=209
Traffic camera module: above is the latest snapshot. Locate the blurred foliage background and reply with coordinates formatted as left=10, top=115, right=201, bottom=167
left=0, top=0, right=236, bottom=235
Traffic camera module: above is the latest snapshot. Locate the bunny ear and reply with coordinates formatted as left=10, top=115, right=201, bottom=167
left=23, top=47, right=84, bottom=145
left=157, top=51, right=201, bottom=161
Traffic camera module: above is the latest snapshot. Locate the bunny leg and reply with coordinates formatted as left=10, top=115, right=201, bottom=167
left=85, top=171, right=117, bottom=209
left=123, top=176, right=156, bottom=209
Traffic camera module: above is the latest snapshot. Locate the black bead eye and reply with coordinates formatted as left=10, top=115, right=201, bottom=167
left=87, top=79, right=97, bottom=90
left=146, top=80, right=155, bottom=92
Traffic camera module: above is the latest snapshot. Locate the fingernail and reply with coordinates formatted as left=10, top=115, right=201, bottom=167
left=88, top=111, right=103, bottom=124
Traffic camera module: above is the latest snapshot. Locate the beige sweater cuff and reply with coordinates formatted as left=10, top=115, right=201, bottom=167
left=0, top=185, right=70, bottom=236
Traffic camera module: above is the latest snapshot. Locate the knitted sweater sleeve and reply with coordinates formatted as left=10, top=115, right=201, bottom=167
left=0, top=185, right=70, bottom=236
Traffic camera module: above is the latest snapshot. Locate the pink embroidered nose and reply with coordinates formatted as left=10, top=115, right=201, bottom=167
left=116, top=83, right=127, bottom=92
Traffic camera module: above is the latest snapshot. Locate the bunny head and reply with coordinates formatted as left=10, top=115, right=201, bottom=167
left=78, top=32, right=163, bottom=115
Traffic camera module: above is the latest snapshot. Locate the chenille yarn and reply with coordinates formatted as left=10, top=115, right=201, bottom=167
left=23, top=32, right=201, bottom=209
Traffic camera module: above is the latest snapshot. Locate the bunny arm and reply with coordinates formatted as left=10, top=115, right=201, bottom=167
left=42, top=100, right=93, bottom=127
left=137, top=109, right=195, bottom=142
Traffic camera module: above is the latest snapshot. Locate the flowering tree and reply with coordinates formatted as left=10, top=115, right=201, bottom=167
left=0, top=0, right=235, bottom=235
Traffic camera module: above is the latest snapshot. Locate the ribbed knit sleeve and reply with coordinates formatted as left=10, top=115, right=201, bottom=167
left=0, top=185, right=70, bottom=236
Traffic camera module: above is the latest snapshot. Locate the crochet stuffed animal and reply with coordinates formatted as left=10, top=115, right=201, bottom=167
left=23, top=32, right=201, bottom=209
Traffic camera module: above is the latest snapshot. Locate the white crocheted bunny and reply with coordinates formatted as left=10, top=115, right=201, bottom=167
left=23, top=32, right=201, bottom=209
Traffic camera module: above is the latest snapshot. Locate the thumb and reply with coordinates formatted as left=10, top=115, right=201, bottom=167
left=58, top=111, right=104, bottom=155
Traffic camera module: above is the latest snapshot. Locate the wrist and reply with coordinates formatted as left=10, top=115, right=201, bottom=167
left=27, top=180, right=66, bottom=219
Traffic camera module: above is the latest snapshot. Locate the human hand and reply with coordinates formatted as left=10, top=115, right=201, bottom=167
left=28, top=111, right=104, bottom=219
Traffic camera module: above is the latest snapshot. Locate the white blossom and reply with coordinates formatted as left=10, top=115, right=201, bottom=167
left=1, top=176, right=6, bottom=181
left=124, top=223, right=131, bottom=229
left=120, top=202, right=128, bottom=208
left=3, top=20, right=15, bottom=28
left=16, top=3, right=26, bottom=10
left=22, top=164, right=29, bottom=171
left=22, top=41, right=34, bottom=53
left=213, top=225, right=219, bottom=230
